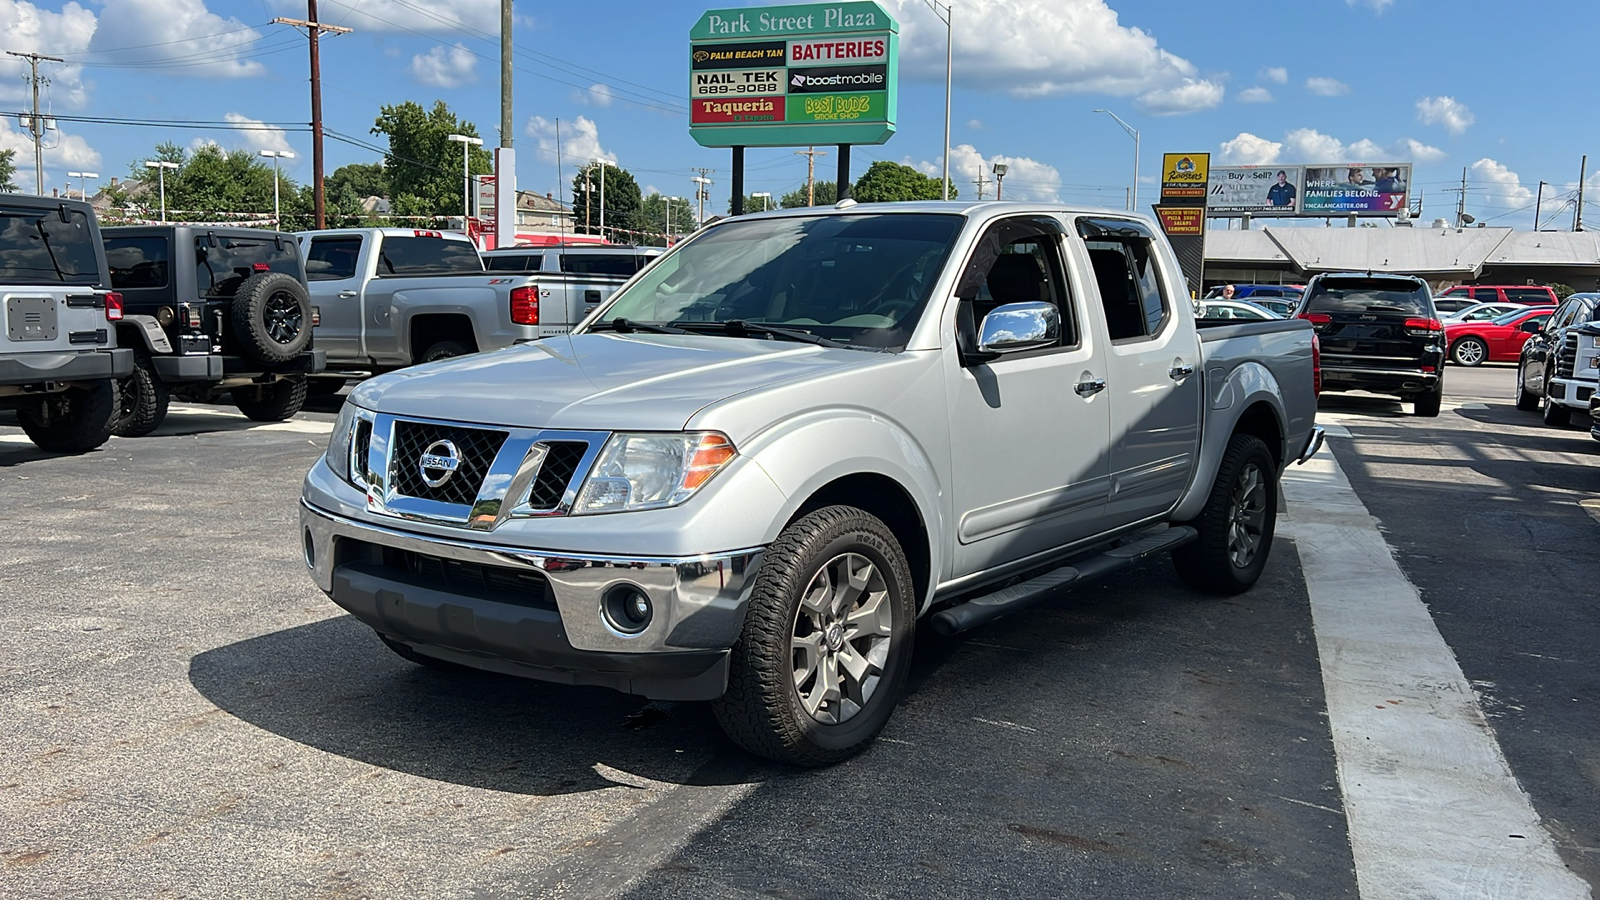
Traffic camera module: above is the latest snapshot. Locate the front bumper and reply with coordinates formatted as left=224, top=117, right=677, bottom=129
left=0, top=347, right=132, bottom=386
left=299, top=500, right=764, bottom=701
left=1547, top=377, right=1596, bottom=411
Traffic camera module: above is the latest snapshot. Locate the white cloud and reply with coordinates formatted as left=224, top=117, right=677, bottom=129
left=1219, top=133, right=1282, bottom=165
left=1284, top=128, right=1346, bottom=159
left=1258, top=66, right=1287, bottom=84
left=1135, top=78, right=1225, bottom=116
left=1396, top=138, right=1446, bottom=163
left=525, top=115, right=614, bottom=166
left=1237, top=86, right=1273, bottom=104
left=224, top=113, right=293, bottom=155
left=89, top=0, right=266, bottom=79
left=935, top=144, right=1061, bottom=202
left=411, top=43, right=477, bottom=88
left=967, top=119, right=984, bottom=130
left=572, top=83, right=615, bottom=107
left=0, top=116, right=99, bottom=193
left=1471, top=158, right=1533, bottom=218
left=0, top=1, right=96, bottom=108
left=1415, top=95, right=1474, bottom=136
left=269, top=0, right=498, bottom=34
left=1347, top=0, right=1395, bottom=11
left=888, top=0, right=1215, bottom=108
left=1305, top=77, right=1350, bottom=97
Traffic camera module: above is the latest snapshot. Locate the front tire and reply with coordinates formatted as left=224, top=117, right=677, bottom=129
left=16, top=380, right=115, bottom=453
left=1172, top=433, right=1277, bottom=595
left=713, top=506, right=916, bottom=767
left=232, top=376, right=308, bottom=422
left=1450, top=337, right=1487, bottom=367
left=1542, top=386, right=1572, bottom=427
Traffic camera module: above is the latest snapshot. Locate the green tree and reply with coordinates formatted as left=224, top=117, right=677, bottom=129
left=780, top=180, right=839, bottom=208
left=570, top=163, right=643, bottom=240
left=0, top=148, right=17, bottom=192
left=326, top=162, right=388, bottom=201
left=372, top=100, right=491, bottom=218
left=641, top=193, right=697, bottom=245
left=727, top=193, right=781, bottom=215
left=852, top=161, right=954, bottom=202
left=125, top=142, right=302, bottom=226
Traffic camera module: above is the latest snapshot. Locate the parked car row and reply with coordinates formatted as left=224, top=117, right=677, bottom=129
left=1516, top=292, right=1600, bottom=427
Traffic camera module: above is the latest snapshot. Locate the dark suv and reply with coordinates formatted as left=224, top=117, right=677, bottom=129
left=102, top=225, right=324, bottom=435
left=1294, top=273, right=1445, bottom=416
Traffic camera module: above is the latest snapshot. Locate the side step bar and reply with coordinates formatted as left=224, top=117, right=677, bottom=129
left=928, top=525, right=1198, bottom=636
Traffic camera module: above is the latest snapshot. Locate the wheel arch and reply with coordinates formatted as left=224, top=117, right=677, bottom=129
left=407, top=312, right=478, bottom=361
left=785, top=472, right=932, bottom=613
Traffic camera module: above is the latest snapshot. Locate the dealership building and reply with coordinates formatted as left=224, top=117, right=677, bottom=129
left=1203, top=225, right=1600, bottom=293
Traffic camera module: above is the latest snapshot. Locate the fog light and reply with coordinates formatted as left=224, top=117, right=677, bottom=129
left=303, top=528, right=316, bottom=569
left=602, top=585, right=653, bottom=635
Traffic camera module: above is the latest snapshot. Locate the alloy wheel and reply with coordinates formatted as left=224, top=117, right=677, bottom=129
left=1227, top=462, right=1268, bottom=569
left=263, top=291, right=304, bottom=344
left=790, top=552, right=893, bottom=725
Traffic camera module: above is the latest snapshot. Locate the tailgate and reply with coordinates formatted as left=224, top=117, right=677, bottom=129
left=1317, top=313, right=1430, bottom=370
left=4, top=287, right=113, bottom=353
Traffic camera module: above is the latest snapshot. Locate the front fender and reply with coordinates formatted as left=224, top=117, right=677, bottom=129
left=1172, top=361, right=1289, bottom=523
left=743, top=408, right=946, bottom=609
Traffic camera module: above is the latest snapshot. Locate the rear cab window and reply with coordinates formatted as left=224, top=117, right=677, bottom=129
left=0, top=203, right=101, bottom=285
left=558, top=253, right=650, bottom=276
left=485, top=252, right=542, bottom=272
left=195, top=234, right=300, bottom=298
left=1302, top=278, right=1432, bottom=316
left=375, top=233, right=484, bottom=275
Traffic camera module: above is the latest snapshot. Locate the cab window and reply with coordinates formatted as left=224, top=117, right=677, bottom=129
left=1080, top=222, right=1169, bottom=341
left=955, top=216, right=1078, bottom=351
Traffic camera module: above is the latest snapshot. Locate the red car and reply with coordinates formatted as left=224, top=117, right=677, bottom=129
left=1444, top=306, right=1554, bottom=366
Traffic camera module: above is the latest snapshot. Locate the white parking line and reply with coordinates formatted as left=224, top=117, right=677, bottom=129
left=1282, top=454, right=1589, bottom=899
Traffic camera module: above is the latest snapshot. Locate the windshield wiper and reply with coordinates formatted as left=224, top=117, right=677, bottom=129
left=1364, top=305, right=1412, bottom=313
left=595, top=317, right=690, bottom=335
left=719, top=319, right=854, bottom=349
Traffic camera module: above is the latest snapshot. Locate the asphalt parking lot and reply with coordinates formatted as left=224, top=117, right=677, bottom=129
left=1, top=366, right=1595, bottom=899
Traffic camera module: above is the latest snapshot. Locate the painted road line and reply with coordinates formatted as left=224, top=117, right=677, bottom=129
left=1282, top=454, right=1590, bottom=899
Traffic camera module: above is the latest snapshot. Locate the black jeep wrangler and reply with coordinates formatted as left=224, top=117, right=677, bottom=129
left=101, top=225, right=325, bottom=435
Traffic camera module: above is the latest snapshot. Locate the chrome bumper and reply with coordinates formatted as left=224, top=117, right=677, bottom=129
left=299, top=500, right=764, bottom=657
left=1295, top=425, right=1326, bottom=465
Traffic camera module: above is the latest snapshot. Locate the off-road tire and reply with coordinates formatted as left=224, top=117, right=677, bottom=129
left=16, top=380, right=115, bottom=453
left=1450, top=337, right=1488, bottom=367
left=712, top=505, right=916, bottom=767
left=232, top=376, right=308, bottom=422
left=378, top=634, right=468, bottom=672
left=420, top=340, right=474, bottom=364
left=1515, top=365, right=1540, bottom=411
left=1172, top=433, right=1277, bottom=595
left=305, top=377, right=346, bottom=397
left=230, top=271, right=312, bottom=365
left=1413, top=387, right=1443, bottom=417
left=110, top=349, right=170, bottom=437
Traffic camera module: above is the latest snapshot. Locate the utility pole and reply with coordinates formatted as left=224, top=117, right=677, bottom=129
left=692, top=168, right=715, bottom=224
left=794, top=147, right=826, bottom=205
left=1576, top=155, right=1587, bottom=232
left=1455, top=166, right=1467, bottom=229
left=972, top=171, right=990, bottom=200
left=273, top=3, right=352, bottom=229
left=1535, top=181, right=1545, bottom=231
left=8, top=51, right=62, bottom=194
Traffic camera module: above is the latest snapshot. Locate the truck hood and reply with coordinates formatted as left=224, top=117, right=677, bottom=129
left=347, top=333, right=888, bottom=431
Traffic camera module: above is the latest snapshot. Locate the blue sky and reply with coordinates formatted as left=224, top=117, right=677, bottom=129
left=6, top=0, right=1597, bottom=229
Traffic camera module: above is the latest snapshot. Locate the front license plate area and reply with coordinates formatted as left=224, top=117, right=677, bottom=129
left=6, top=296, right=58, bottom=341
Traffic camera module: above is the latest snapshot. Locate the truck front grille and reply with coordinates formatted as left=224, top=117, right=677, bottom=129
left=1558, top=333, right=1578, bottom=379
left=525, top=441, right=588, bottom=510
left=388, top=420, right=508, bottom=506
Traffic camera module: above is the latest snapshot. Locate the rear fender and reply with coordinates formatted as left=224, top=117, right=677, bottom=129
left=1172, top=361, right=1288, bottom=523
left=117, top=315, right=172, bottom=355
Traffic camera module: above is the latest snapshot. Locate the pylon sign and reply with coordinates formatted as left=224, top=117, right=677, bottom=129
left=688, top=2, right=898, bottom=148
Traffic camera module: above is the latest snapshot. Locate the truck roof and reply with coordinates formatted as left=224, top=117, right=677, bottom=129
left=294, top=227, right=474, bottom=241
left=722, top=200, right=1150, bottom=221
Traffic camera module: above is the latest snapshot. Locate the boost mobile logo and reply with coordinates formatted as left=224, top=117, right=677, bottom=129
left=791, top=73, right=805, bottom=86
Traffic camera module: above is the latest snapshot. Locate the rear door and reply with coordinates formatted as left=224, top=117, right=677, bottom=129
left=1301, top=277, right=1436, bottom=375
left=0, top=202, right=110, bottom=357
left=364, top=232, right=484, bottom=362
left=304, top=233, right=366, bottom=362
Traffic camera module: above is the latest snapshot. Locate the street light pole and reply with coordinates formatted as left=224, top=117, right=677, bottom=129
left=666, top=196, right=684, bottom=245
left=258, top=150, right=295, bottom=226
left=751, top=191, right=771, bottom=211
left=922, top=1, right=953, bottom=200
left=1093, top=108, right=1140, bottom=212
left=993, top=163, right=1007, bottom=201
left=592, top=159, right=613, bottom=242
left=446, top=134, right=483, bottom=226
left=144, top=160, right=178, bottom=222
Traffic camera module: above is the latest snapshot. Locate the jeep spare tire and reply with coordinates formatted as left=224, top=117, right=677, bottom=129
left=230, top=271, right=311, bottom=365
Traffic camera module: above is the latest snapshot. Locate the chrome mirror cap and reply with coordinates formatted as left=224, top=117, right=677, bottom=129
left=978, top=301, right=1059, bottom=354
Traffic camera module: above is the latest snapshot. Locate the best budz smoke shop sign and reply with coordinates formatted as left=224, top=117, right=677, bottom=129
left=689, top=2, right=898, bottom=148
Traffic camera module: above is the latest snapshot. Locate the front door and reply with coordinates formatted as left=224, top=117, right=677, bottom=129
left=303, top=234, right=366, bottom=362
left=943, top=216, right=1112, bottom=579
left=1076, top=218, right=1203, bottom=523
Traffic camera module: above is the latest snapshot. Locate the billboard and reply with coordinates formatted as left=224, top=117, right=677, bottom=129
left=689, top=2, right=898, bottom=148
left=1208, top=166, right=1302, bottom=215
left=1160, top=153, right=1210, bottom=199
left=1209, top=163, right=1411, bottom=217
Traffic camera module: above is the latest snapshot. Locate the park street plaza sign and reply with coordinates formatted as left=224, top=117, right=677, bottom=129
left=689, top=2, right=898, bottom=148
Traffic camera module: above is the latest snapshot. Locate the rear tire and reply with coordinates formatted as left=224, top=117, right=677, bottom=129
left=110, top=349, right=170, bottom=437
left=16, top=380, right=115, bottom=453
left=1450, top=337, right=1487, bottom=367
left=1515, top=365, right=1540, bottom=411
left=230, top=272, right=312, bottom=365
left=420, top=340, right=474, bottom=363
left=712, top=506, right=915, bottom=767
left=232, top=376, right=308, bottom=422
left=1172, top=433, right=1277, bottom=595
left=1413, top=387, right=1443, bottom=417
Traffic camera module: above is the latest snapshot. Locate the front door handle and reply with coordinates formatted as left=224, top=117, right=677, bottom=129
left=1075, top=378, right=1107, bottom=397
left=1169, top=363, right=1195, bottom=380
left=338, top=290, right=358, bottom=299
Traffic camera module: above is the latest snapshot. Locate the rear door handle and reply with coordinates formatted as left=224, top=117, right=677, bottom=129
left=1075, top=378, right=1107, bottom=397
left=338, top=290, right=358, bottom=299
left=1169, top=363, right=1195, bottom=380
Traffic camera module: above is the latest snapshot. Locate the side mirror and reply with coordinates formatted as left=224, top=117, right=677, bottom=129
left=1520, top=320, right=1542, bottom=333
left=978, top=302, right=1059, bottom=354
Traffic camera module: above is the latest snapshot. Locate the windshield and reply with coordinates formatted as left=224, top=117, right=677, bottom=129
left=1303, top=279, right=1431, bottom=315
left=589, top=213, right=964, bottom=351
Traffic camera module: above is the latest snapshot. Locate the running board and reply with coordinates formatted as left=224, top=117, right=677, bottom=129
left=928, top=525, right=1199, bottom=636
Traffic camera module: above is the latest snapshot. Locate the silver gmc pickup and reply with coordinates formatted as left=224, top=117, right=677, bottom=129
left=300, top=202, right=1323, bottom=766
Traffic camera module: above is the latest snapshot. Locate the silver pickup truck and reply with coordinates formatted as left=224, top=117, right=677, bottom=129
left=296, top=228, right=645, bottom=390
left=300, top=202, right=1322, bottom=766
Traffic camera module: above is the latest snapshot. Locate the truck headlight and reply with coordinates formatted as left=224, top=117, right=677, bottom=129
left=325, top=401, right=373, bottom=489
left=572, top=432, right=736, bottom=514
